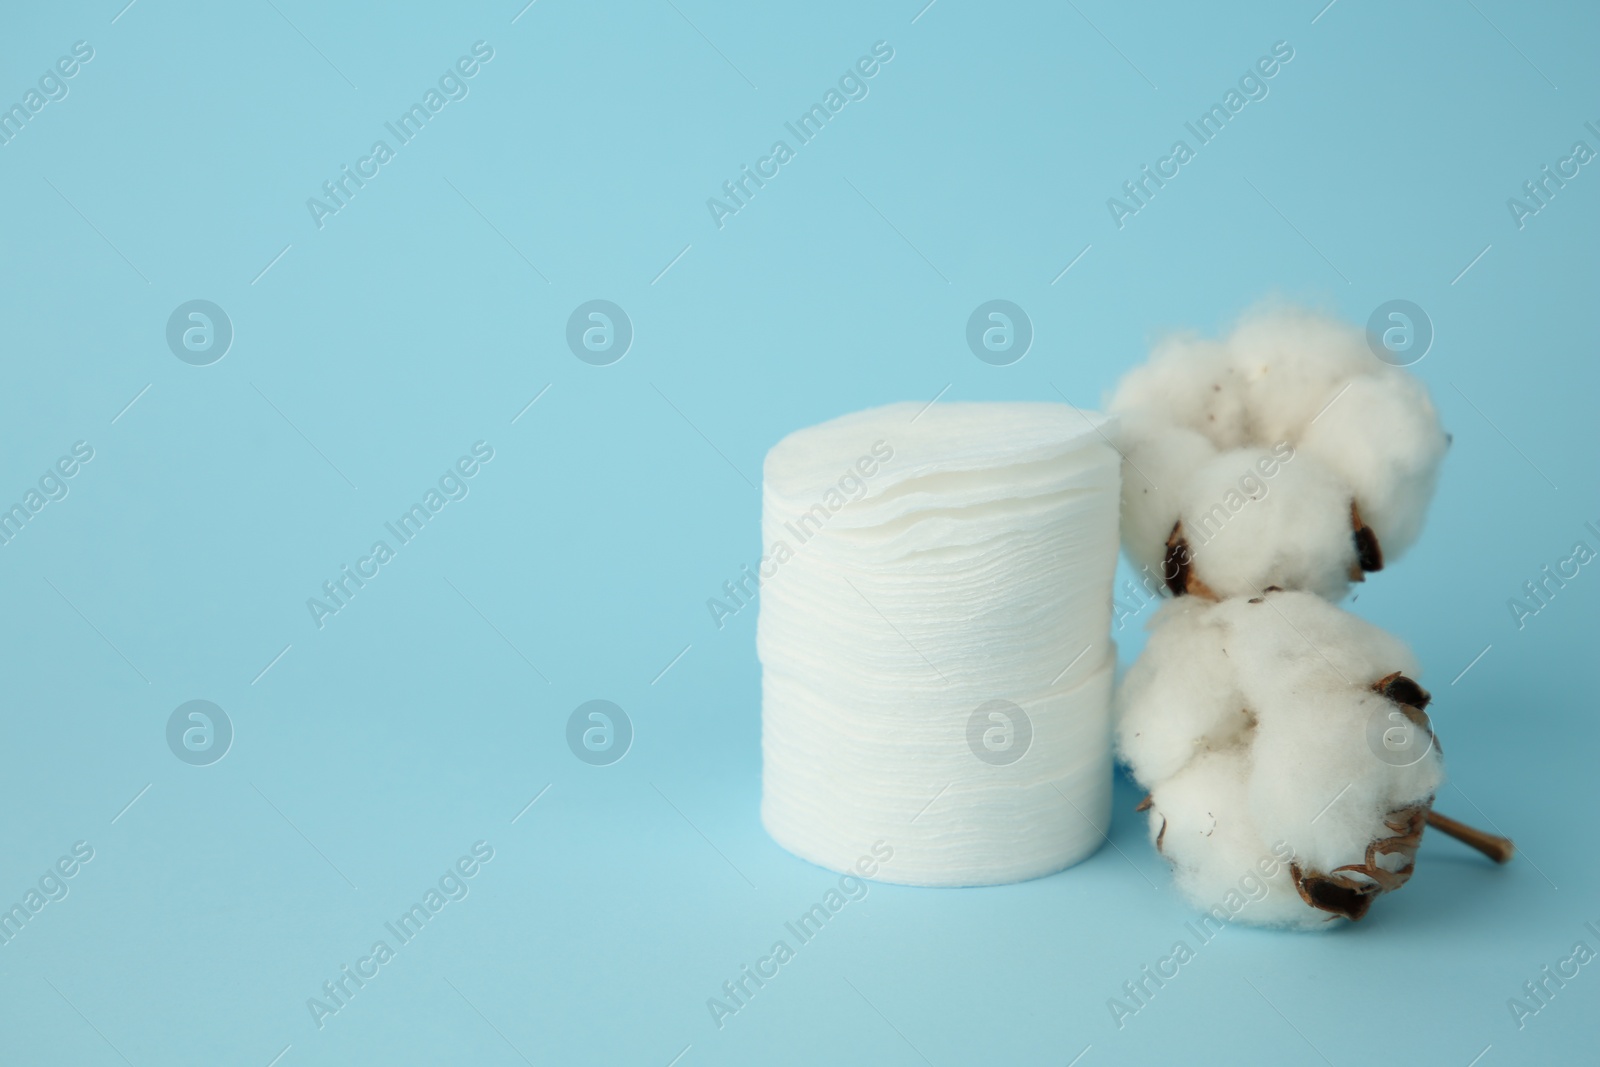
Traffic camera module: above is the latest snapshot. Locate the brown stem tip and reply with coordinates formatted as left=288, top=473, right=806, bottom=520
left=1427, top=809, right=1515, bottom=864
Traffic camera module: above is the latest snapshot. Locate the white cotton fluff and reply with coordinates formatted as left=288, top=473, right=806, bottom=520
left=1114, top=412, right=1217, bottom=581
left=1214, top=592, right=1440, bottom=878
left=1227, top=307, right=1372, bottom=445
left=758, top=401, right=1123, bottom=887
left=1144, top=750, right=1317, bottom=928
left=1177, top=449, right=1357, bottom=600
left=1114, top=597, right=1246, bottom=786
left=1117, top=591, right=1442, bottom=926
left=1107, top=334, right=1251, bottom=448
left=1297, top=371, right=1448, bottom=561
left=1108, top=305, right=1448, bottom=600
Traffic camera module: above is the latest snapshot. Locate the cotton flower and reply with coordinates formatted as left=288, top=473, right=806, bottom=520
left=1110, top=305, right=1449, bottom=602
left=1109, top=305, right=1509, bottom=927
left=1121, top=591, right=1443, bottom=926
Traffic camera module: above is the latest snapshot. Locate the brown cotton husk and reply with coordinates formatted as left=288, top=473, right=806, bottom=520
left=1350, top=500, right=1384, bottom=576
left=1161, top=521, right=1219, bottom=600
left=1290, top=806, right=1427, bottom=921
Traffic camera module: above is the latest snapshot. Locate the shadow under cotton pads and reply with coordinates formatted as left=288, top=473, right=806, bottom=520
left=758, top=401, right=1122, bottom=887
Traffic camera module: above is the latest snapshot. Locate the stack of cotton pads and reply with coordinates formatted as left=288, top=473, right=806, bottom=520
left=758, top=401, right=1122, bottom=887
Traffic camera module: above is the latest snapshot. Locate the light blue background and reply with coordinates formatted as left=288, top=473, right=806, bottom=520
left=1, top=1, right=1595, bottom=1064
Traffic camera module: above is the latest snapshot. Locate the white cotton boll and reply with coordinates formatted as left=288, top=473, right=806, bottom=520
left=1111, top=413, right=1217, bottom=580
left=1114, top=598, right=1248, bottom=787
left=1226, top=306, right=1372, bottom=445
left=1126, top=590, right=1455, bottom=923
left=1210, top=592, right=1440, bottom=886
left=1298, top=371, right=1448, bottom=564
left=1145, top=750, right=1325, bottom=929
left=1110, top=303, right=1448, bottom=603
left=1110, top=333, right=1252, bottom=448
left=1177, top=451, right=1356, bottom=600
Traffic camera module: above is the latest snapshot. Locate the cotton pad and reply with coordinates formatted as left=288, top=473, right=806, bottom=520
left=758, top=401, right=1122, bottom=887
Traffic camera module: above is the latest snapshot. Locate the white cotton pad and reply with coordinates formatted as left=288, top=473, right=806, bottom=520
left=758, top=401, right=1123, bottom=887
